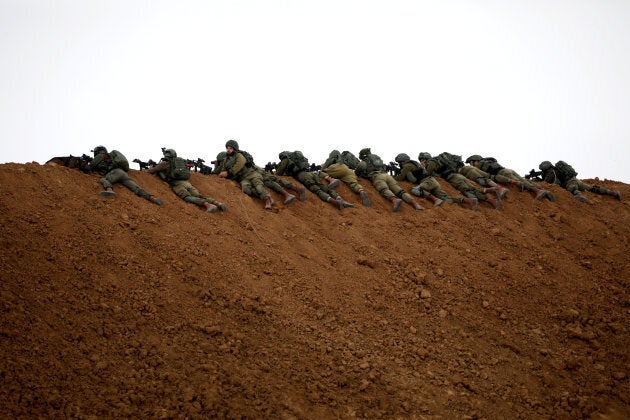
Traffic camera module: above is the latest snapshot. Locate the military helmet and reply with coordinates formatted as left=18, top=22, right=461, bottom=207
left=163, top=148, right=177, bottom=159
left=539, top=161, right=553, bottom=171
left=216, top=151, right=227, bottom=162
left=465, top=154, right=483, bottom=163
left=225, top=139, right=239, bottom=150
left=329, top=149, right=341, bottom=158
left=92, top=145, right=107, bottom=156
left=359, top=148, right=371, bottom=159
left=417, top=152, right=432, bottom=160
left=279, top=151, right=291, bottom=160
left=395, top=153, right=410, bottom=163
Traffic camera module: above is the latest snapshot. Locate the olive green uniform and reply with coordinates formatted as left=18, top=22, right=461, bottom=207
left=149, top=159, right=221, bottom=206
left=88, top=152, right=153, bottom=199
left=223, top=152, right=270, bottom=199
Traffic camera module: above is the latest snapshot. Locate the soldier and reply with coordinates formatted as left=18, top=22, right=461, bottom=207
left=148, top=148, right=226, bottom=213
left=355, top=148, right=424, bottom=212
left=421, top=151, right=500, bottom=210
left=393, top=153, right=444, bottom=206
left=457, top=160, right=508, bottom=199
left=320, top=149, right=371, bottom=206
left=83, top=145, right=163, bottom=206
left=539, top=160, right=621, bottom=202
left=219, top=139, right=274, bottom=210
left=465, top=155, right=555, bottom=201
left=276, top=151, right=353, bottom=210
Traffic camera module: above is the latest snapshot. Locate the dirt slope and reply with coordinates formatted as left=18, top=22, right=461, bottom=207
left=1, top=162, right=629, bottom=418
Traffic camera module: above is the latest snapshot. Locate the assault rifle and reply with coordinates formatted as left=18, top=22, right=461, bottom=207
left=46, top=154, right=93, bottom=170
left=132, top=158, right=157, bottom=171
left=524, top=169, right=543, bottom=182
left=186, top=158, right=213, bottom=175
left=386, top=162, right=401, bottom=176
left=264, top=162, right=278, bottom=173
left=309, top=163, right=322, bottom=172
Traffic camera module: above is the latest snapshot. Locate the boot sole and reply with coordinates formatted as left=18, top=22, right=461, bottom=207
left=99, top=191, right=116, bottom=197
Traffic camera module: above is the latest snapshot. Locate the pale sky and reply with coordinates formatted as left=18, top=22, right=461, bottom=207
left=2, top=0, right=629, bottom=182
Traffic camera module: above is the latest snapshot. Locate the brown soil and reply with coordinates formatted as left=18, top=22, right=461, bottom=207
left=1, top=162, right=629, bottom=418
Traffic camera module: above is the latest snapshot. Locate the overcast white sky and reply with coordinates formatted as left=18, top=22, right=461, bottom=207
left=2, top=0, right=629, bottom=181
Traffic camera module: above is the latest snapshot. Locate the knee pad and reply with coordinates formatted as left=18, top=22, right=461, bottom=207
left=184, top=196, right=196, bottom=203
left=242, top=185, right=253, bottom=195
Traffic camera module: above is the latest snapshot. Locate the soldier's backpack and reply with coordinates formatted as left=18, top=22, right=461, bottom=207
left=554, top=160, right=577, bottom=181
left=289, top=151, right=310, bottom=172
left=109, top=150, right=129, bottom=172
left=365, top=153, right=386, bottom=172
left=479, top=157, right=504, bottom=175
left=340, top=150, right=360, bottom=169
left=433, top=152, right=462, bottom=171
left=239, top=150, right=255, bottom=168
left=169, top=156, right=191, bottom=180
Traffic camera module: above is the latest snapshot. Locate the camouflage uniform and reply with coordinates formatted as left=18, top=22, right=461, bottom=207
left=220, top=140, right=273, bottom=209
left=467, top=155, right=554, bottom=201
left=149, top=149, right=226, bottom=212
left=539, top=161, right=621, bottom=202
left=457, top=165, right=508, bottom=199
left=355, top=148, right=424, bottom=212
left=394, top=153, right=445, bottom=206
left=421, top=152, right=500, bottom=210
left=276, top=151, right=353, bottom=210
left=85, top=146, right=162, bottom=205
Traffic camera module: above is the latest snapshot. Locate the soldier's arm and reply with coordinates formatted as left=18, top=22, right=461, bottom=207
left=148, top=160, right=169, bottom=174
left=275, top=159, right=289, bottom=176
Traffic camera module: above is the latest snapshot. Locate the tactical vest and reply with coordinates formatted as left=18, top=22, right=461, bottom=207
left=340, top=151, right=360, bottom=169
left=109, top=150, right=129, bottom=172
left=168, top=157, right=191, bottom=181
left=364, top=154, right=386, bottom=177
left=289, top=151, right=311, bottom=173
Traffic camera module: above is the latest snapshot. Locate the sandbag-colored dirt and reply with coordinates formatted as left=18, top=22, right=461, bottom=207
left=0, top=162, right=628, bottom=418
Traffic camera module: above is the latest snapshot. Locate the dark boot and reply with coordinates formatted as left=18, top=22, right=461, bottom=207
left=281, top=189, right=296, bottom=205
left=427, top=194, right=443, bottom=207
left=507, top=179, right=525, bottom=191
left=488, top=183, right=509, bottom=199
left=203, top=202, right=218, bottom=213
left=291, top=184, right=307, bottom=201
left=359, top=190, right=371, bottom=206
left=337, top=196, right=354, bottom=208
left=462, top=197, right=478, bottom=211
left=263, top=196, right=273, bottom=210
left=574, top=192, right=588, bottom=202
left=215, top=202, right=227, bottom=211
left=485, top=197, right=501, bottom=209
left=99, top=187, right=116, bottom=197
left=325, top=176, right=340, bottom=190
left=389, top=196, right=403, bottom=212
left=529, top=187, right=548, bottom=201
left=410, top=200, right=424, bottom=210
left=149, top=196, right=164, bottom=206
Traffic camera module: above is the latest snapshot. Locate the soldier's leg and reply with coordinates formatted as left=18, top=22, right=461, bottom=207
left=565, top=178, right=588, bottom=201
left=589, top=184, right=622, bottom=200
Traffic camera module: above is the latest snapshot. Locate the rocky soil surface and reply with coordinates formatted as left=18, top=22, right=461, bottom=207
left=1, top=162, right=628, bottom=418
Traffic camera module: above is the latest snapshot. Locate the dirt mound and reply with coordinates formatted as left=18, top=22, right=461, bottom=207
left=1, top=162, right=628, bottom=418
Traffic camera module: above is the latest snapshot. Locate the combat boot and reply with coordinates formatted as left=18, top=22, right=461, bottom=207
left=492, top=184, right=509, bottom=199
left=530, top=187, right=548, bottom=201
left=280, top=189, right=296, bottom=205
left=263, top=196, right=273, bottom=209
left=327, top=196, right=344, bottom=210
left=149, top=196, right=164, bottom=206
left=485, top=197, right=501, bottom=209
left=324, top=176, right=340, bottom=190
left=337, top=196, right=354, bottom=208
left=99, top=187, right=116, bottom=197
left=360, top=190, right=371, bottom=206
left=291, top=184, right=307, bottom=201
left=426, top=194, right=443, bottom=206
left=203, top=202, right=218, bottom=213
left=462, top=197, right=478, bottom=211
left=389, top=196, right=403, bottom=212
left=410, top=200, right=424, bottom=210
left=574, top=192, right=588, bottom=202
left=216, top=202, right=228, bottom=211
